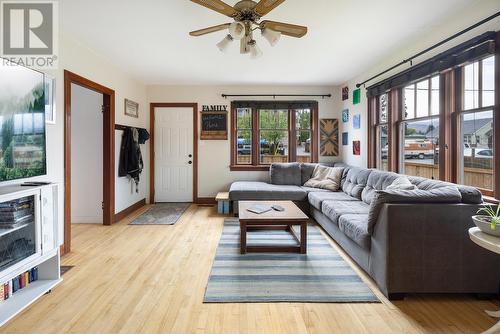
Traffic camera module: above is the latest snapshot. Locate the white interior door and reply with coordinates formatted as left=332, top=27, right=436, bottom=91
left=154, top=107, right=194, bottom=202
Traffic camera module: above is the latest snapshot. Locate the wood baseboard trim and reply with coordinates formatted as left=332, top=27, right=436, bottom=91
left=115, top=198, right=146, bottom=222
left=196, top=197, right=216, bottom=206
left=60, top=245, right=66, bottom=257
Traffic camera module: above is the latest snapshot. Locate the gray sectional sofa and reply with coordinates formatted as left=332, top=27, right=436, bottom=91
left=229, top=162, right=500, bottom=299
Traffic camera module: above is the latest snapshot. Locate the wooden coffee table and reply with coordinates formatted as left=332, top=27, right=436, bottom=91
left=238, top=201, right=309, bottom=254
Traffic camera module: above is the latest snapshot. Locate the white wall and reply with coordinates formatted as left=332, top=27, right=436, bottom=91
left=148, top=85, right=340, bottom=197
left=70, top=84, right=103, bottom=224
left=44, top=33, right=149, bottom=244
left=338, top=0, right=500, bottom=167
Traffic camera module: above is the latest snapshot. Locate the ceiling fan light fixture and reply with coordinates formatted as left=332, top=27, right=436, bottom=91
left=216, top=34, right=233, bottom=52
left=248, top=40, right=263, bottom=59
left=229, top=21, right=246, bottom=40
left=262, top=28, right=281, bottom=47
left=240, top=34, right=251, bottom=54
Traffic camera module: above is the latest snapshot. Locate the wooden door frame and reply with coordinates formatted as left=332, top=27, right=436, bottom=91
left=150, top=103, right=198, bottom=204
left=63, top=70, right=115, bottom=254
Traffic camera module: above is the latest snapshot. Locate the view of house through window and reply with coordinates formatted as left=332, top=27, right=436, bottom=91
left=459, top=56, right=495, bottom=192
left=401, top=75, right=440, bottom=179
left=233, top=103, right=317, bottom=168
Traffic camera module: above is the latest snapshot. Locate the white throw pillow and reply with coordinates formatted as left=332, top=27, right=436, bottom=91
left=386, top=176, right=417, bottom=191
left=303, top=165, right=344, bottom=191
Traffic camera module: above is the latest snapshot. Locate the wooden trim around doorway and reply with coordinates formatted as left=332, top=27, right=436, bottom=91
left=64, top=70, right=116, bottom=254
left=150, top=103, right=199, bottom=204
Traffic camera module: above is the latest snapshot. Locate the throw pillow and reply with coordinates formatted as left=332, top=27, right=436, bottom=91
left=386, top=176, right=417, bottom=191
left=304, top=165, right=344, bottom=191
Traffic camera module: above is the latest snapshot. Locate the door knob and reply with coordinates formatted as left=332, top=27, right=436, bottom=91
left=188, top=161, right=192, bottom=164
left=188, top=154, right=193, bottom=158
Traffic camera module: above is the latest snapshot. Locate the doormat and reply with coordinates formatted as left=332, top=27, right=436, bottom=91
left=129, top=203, right=191, bottom=225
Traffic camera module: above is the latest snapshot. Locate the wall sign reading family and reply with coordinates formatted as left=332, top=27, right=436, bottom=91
left=202, top=105, right=228, bottom=112
left=201, top=112, right=227, bottom=140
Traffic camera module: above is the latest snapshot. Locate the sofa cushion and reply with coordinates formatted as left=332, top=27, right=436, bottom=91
left=407, top=176, right=482, bottom=204
left=304, top=166, right=344, bottom=191
left=229, top=181, right=307, bottom=201
left=361, top=170, right=400, bottom=205
left=301, top=186, right=331, bottom=194
left=270, top=163, right=301, bottom=186
left=338, top=214, right=371, bottom=250
left=321, top=200, right=370, bottom=224
left=366, top=186, right=462, bottom=234
left=342, top=167, right=372, bottom=199
left=308, top=191, right=358, bottom=211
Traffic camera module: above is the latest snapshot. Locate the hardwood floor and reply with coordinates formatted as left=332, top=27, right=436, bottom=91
left=1, top=205, right=499, bottom=333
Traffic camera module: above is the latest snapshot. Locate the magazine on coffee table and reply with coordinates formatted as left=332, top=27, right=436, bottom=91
left=246, top=204, right=272, bottom=214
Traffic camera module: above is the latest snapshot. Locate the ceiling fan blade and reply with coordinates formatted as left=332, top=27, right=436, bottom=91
left=254, top=0, right=286, bottom=16
left=189, top=23, right=230, bottom=36
left=260, top=20, right=308, bottom=38
left=190, top=0, right=237, bottom=17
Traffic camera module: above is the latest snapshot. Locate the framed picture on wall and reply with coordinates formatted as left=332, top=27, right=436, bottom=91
left=125, top=99, right=139, bottom=118
left=342, top=87, right=349, bottom=101
left=44, top=74, right=56, bottom=124
left=353, top=140, right=361, bottom=155
left=353, top=114, right=361, bottom=129
left=342, top=132, right=348, bottom=146
left=342, top=109, right=349, bottom=123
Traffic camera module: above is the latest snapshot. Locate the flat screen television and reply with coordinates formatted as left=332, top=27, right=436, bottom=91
left=0, top=59, right=46, bottom=182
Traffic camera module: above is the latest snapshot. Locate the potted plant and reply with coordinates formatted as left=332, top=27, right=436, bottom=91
left=473, top=203, right=500, bottom=237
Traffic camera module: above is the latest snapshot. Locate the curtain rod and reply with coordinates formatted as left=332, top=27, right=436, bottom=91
left=356, top=11, right=500, bottom=88
left=221, top=94, right=332, bottom=99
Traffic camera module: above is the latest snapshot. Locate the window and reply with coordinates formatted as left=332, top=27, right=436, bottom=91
left=375, top=94, right=389, bottom=171
left=459, top=56, right=495, bottom=193
left=235, top=108, right=252, bottom=165
left=231, top=102, right=318, bottom=170
left=401, top=76, right=440, bottom=179
left=366, top=33, right=498, bottom=199
left=295, top=109, right=313, bottom=163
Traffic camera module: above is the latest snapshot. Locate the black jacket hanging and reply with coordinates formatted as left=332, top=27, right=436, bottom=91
left=118, top=127, right=143, bottom=192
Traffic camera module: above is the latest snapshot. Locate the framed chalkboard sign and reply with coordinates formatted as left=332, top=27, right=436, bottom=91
left=201, top=112, right=227, bottom=140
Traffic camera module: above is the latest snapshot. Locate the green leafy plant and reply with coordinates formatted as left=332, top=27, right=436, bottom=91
left=477, top=203, right=500, bottom=230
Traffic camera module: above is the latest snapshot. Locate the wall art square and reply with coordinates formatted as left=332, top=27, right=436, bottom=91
left=125, top=99, right=139, bottom=118
left=342, top=109, right=349, bottom=123
left=342, top=132, right=348, bottom=146
left=353, top=88, right=361, bottom=105
left=320, top=119, right=339, bottom=157
left=342, top=86, right=349, bottom=101
left=353, top=140, right=361, bottom=156
left=353, top=114, right=361, bottom=129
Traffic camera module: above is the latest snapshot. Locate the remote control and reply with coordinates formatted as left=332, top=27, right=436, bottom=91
left=272, top=205, right=285, bottom=212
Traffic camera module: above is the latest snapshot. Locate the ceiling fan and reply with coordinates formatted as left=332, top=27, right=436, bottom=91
left=189, top=0, right=308, bottom=58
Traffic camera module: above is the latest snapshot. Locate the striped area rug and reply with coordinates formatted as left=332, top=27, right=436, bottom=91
left=203, top=218, right=380, bottom=303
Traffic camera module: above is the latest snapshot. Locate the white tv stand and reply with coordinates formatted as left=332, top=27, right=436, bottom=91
left=0, top=183, right=61, bottom=327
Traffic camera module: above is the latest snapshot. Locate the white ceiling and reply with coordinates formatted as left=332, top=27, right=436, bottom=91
left=61, top=0, right=478, bottom=86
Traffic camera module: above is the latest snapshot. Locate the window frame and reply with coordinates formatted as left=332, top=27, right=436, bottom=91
left=375, top=93, right=389, bottom=171
left=230, top=101, right=319, bottom=171
left=456, top=56, right=496, bottom=197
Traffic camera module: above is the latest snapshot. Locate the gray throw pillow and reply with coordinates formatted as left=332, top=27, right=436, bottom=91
left=269, top=163, right=302, bottom=186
